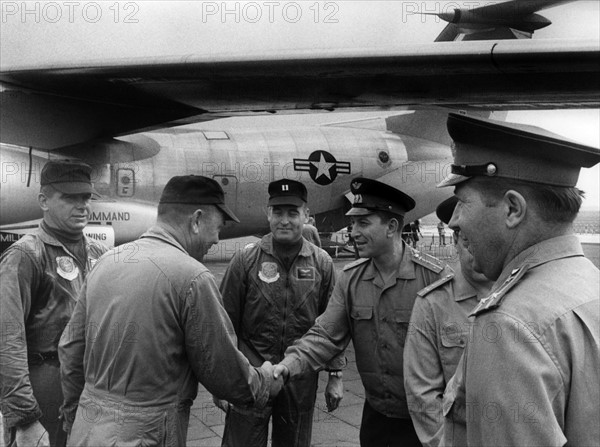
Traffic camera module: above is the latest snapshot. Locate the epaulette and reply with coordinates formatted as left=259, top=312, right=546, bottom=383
left=417, top=272, right=455, bottom=298
left=470, top=265, right=530, bottom=317
left=343, top=258, right=369, bottom=271
left=410, top=249, right=445, bottom=274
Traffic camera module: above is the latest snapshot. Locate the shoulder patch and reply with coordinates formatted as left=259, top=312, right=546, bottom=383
left=411, top=249, right=445, bottom=274
left=343, top=258, right=369, bottom=271
left=417, top=273, right=455, bottom=297
left=470, top=265, right=530, bottom=317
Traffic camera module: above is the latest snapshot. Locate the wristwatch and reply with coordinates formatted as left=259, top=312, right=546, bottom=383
left=328, top=370, right=343, bottom=378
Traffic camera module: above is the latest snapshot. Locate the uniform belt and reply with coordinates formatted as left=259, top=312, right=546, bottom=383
left=28, top=351, right=59, bottom=365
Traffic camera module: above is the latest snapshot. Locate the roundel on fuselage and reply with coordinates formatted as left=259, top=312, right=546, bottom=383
left=292, top=150, right=351, bottom=185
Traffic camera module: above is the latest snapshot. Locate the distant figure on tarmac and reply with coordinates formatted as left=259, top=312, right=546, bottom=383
left=437, top=220, right=446, bottom=245
left=410, top=220, right=422, bottom=249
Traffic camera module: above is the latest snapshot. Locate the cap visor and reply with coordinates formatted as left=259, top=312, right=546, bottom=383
left=268, top=197, right=305, bottom=207
left=436, top=174, right=471, bottom=188
left=50, top=182, right=101, bottom=197
left=345, top=207, right=373, bottom=216
left=217, top=203, right=240, bottom=223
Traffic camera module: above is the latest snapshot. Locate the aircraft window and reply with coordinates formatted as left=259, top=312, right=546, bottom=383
left=221, top=178, right=229, bottom=186
left=202, top=131, right=230, bottom=140
left=378, top=151, right=390, bottom=163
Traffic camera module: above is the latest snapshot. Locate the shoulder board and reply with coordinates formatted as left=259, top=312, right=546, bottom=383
left=411, top=249, right=445, bottom=274
left=417, top=273, right=455, bottom=298
left=470, top=265, right=530, bottom=317
left=343, top=258, right=369, bottom=271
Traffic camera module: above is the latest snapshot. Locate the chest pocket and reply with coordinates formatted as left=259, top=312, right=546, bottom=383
left=351, top=306, right=373, bottom=321
left=393, top=309, right=413, bottom=347
left=440, top=330, right=468, bottom=370
left=350, top=306, right=373, bottom=335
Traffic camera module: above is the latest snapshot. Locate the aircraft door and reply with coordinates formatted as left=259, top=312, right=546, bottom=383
left=213, top=175, right=238, bottom=214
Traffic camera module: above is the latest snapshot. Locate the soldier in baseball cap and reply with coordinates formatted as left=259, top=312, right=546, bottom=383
left=438, top=113, right=600, bottom=446
left=218, top=177, right=344, bottom=446
left=346, top=177, right=415, bottom=217
left=159, top=175, right=239, bottom=222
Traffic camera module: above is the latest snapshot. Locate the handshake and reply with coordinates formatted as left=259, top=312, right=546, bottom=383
left=261, top=361, right=289, bottom=397
left=213, top=361, right=290, bottom=412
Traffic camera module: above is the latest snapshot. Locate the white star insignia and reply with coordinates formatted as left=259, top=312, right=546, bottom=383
left=311, top=153, right=335, bottom=180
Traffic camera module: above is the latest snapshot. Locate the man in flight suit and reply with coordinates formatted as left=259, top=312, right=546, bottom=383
left=403, top=196, right=493, bottom=446
left=219, top=179, right=344, bottom=447
left=274, top=177, right=448, bottom=447
left=438, top=113, right=600, bottom=446
left=59, top=176, right=283, bottom=446
left=0, top=160, right=108, bottom=446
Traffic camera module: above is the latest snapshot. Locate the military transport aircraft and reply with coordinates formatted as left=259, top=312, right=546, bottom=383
left=1, top=0, right=599, bottom=249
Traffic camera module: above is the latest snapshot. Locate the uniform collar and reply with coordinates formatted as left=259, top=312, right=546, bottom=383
left=449, top=261, right=480, bottom=302
left=493, top=234, right=584, bottom=291
left=37, top=224, right=90, bottom=249
left=260, top=233, right=313, bottom=258
left=362, top=244, right=416, bottom=283
left=140, top=226, right=189, bottom=256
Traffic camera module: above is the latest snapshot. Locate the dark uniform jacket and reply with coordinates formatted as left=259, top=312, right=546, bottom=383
left=281, top=245, right=446, bottom=418
left=0, top=226, right=107, bottom=428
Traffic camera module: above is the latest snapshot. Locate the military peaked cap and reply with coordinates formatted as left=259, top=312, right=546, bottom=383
left=438, top=113, right=600, bottom=188
left=346, top=177, right=415, bottom=217
left=436, top=196, right=458, bottom=225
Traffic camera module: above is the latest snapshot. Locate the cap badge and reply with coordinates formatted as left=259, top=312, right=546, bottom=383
left=259, top=262, right=280, bottom=284
left=352, top=181, right=362, bottom=190
left=354, top=194, right=363, bottom=204
left=486, top=163, right=498, bottom=176
left=281, top=184, right=289, bottom=191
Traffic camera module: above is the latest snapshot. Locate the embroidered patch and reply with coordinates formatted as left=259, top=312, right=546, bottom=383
left=259, top=262, right=280, bottom=283
left=297, top=267, right=315, bottom=280
left=56, top=256, right=79, bottom=281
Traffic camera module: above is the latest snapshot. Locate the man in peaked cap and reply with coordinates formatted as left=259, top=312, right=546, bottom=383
left=274, top=177, right=448, bottom=447
left=218, top=179, right=343, bottom=447
left=404, top=196, right=493, bottom=447
left=1, top=160, right=108, bottom=447
left=59, top=175, right=283, bottom=446
left=438, top=113, right=600, bottom=446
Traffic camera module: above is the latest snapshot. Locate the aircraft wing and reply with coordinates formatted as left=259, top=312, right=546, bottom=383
left=2, top=39, right=599, bottom=150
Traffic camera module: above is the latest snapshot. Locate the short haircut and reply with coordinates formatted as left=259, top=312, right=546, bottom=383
left=157, top=202, right=219, bottom=222
left=373, top=210, right=404, bottom=234
left=471, top=177, right=584, bottom=223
